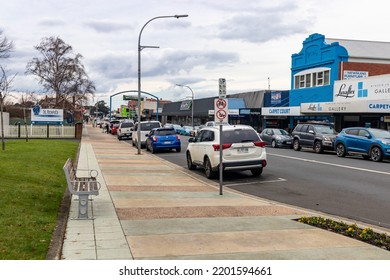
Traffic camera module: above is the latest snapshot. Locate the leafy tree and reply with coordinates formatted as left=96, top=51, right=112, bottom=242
left=25, top=36, right=95, bottom=109
left=91, top=100, right=109, bottom=117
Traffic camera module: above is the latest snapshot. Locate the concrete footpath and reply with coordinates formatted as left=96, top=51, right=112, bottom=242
left=61, top=124, right=390, bottom=260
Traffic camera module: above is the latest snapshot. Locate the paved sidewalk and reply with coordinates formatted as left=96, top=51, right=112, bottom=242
left=61, top=124, right=390, bottom=260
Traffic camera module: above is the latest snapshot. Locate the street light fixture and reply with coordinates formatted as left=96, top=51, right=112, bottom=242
left=137, top=14, right=188, bottom=155
left=176, top=84, right=194, bottom=128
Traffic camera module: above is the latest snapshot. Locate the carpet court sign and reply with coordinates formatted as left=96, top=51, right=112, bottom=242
left=31, top=105, right=64, bottom=125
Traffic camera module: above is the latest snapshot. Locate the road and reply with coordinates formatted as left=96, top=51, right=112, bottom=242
left=123, top=135, right=390, bottom=229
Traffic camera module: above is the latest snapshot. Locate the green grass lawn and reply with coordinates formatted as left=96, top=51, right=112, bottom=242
left=0, top=139, right=79, bottom=259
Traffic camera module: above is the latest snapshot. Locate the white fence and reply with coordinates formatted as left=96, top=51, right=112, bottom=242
left=4, top=124, right=76, bottom=138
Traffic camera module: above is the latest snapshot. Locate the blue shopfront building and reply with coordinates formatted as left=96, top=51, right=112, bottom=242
left=263, top=33, right=353, bottom=129
left=290, top=33, right=348, bottom=106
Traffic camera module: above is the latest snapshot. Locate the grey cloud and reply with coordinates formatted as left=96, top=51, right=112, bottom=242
left=38, top=18, right=66, bottom=27
left=84, top=20, right=133, bottom=33
left=143, top=50, right=240, bottom=77
left=88, top=53, right=134, bottom=80
left=214, top=1, right=310, bottom=44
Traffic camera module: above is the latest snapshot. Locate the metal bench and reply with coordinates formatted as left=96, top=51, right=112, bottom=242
left=63, top=158, right=101, bottom=219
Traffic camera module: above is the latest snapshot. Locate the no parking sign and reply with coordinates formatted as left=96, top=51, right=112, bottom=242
left=214, top=98, right=228, bottom=123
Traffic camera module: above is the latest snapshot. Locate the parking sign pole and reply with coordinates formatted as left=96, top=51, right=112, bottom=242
left=219, top=122, right=223, bottom=195
left=217, top=78, right=226, bottom=195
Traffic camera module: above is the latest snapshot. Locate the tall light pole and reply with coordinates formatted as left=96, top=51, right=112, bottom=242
left=137, top=14, right=188, bottom=155
left=176, top=84, right=194, bottom=128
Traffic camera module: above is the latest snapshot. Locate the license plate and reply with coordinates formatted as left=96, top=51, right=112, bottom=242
left=237, top=147, right=248, bottom=153
left=286, top=141, right=291, bottom=144
left=164, top=141, right=171, bottom=144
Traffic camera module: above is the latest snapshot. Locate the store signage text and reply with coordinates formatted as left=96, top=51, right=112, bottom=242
left=343, top=71, right=368, bottom=80
left=262, top=106, right=300, bottom=116
left=335, top=84, right=355, bottom=98
left=368, top=103, right=390, bottom=110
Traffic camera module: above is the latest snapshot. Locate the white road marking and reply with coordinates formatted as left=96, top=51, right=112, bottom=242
left=225, top=177, right=287, bottom=187
left=268, top=153, right=390, bottom=176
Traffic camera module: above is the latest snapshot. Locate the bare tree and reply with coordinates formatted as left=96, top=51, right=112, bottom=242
left=0, top=29, right=14, bottom=59
left=0, top=29, right=15, bottom=151
left=0, top=66, right=16, bottom=150
left=25, top=36, right=95, bottom=109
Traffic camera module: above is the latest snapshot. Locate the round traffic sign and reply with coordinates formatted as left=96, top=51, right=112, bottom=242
left=215, top=98, right=227, bottom=109
left=216, top=109, right=227, bottom=120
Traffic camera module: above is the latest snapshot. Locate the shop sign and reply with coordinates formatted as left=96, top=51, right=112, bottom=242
left=334, top=74, right=390, bottom=102
left=367, top=101, right=390, bottom=112
left=343, top=71, right=368, bottom=80
left=301, top=101, right=371, bottom=113
left=180, top=100, right=192, bottom=110
left=31, top=106, right=63, bottom=124
left=262, top=106, right=300, bottom=116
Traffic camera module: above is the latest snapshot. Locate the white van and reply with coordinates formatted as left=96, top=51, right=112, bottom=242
left=132, top=121, right=161, bottom=148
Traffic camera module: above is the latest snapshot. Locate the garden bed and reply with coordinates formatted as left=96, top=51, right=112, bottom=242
left=297, top=216, right=390, bottom=251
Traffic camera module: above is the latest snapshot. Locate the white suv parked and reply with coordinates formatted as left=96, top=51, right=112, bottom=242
left=186, top=125, right=267, bottom=179
left=117, top=121, right=134, bottom=140
left=132, top=121, right=161, bottom=148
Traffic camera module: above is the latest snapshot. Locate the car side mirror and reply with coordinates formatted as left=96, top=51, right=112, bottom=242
left=308, top=130, right=314, bottom=134
left=188, top=137, right=196, bottom=143
left=145, top=134, right=149, bottom=137
left=364, top=133, right=371, bottom=138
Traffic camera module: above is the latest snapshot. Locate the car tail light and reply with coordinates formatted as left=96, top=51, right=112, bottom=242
left=152, top=136, right=158, bottom=141
left=262, top=160, right=267, bottom=167
left=212, top=143, right=232, bottom=151
left=253, top=141, right=266, bottom=147
left=176, top=135, right=180, bottom=140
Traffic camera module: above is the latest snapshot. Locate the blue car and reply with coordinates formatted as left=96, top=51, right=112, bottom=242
left=145, top=127, right=181, bottom=153
left=179, top=125, right=192, bottom=136
left=334, top=127, right=390, bottom=162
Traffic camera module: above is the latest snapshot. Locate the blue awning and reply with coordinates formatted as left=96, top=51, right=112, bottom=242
left=227, top=98, right=246, bottom=109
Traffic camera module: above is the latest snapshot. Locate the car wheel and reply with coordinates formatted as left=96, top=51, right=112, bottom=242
left=176, top=147, right=181, bottom=153
left=370, top=146, right=383, bottom=162
left=204, top=157, right=217, bottom=179
left=150, top=144, right=155, bottom=154
left=186, top=152, right=196, bottom=170
left=293, top=139, right=301, bottom=151
left=271, top=140, right=277, bottom=148
left=314, top=141, right=323, bottom=154
left=251, top=168, right=263, bottom=176
left=336, top=143, right=347, bottom=157
left=146, top=143, right=150, bottom=151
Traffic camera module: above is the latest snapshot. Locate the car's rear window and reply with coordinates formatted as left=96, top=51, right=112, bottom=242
left=222, top=129, right=259, bottom=144
left=140, top=122, right=160, bottom=130
left=155, top=128, right=175, bottom=136
left=121, top=122, right=134, bottom=128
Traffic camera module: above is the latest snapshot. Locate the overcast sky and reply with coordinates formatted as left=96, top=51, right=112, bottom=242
left=1, top=0, right=389, bottom=109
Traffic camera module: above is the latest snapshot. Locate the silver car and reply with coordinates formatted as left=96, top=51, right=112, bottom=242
left=260, top=128, right=292, bottom=148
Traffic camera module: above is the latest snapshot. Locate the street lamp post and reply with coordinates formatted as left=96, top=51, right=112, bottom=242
left=137, top=14, right=188, bottom=155
left=176, top=84, right=194, bottom=128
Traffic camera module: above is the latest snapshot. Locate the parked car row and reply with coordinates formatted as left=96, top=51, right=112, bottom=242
left=261, top=121, right=390, bottom=163
left=104, top=119, right=390, bottom=181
